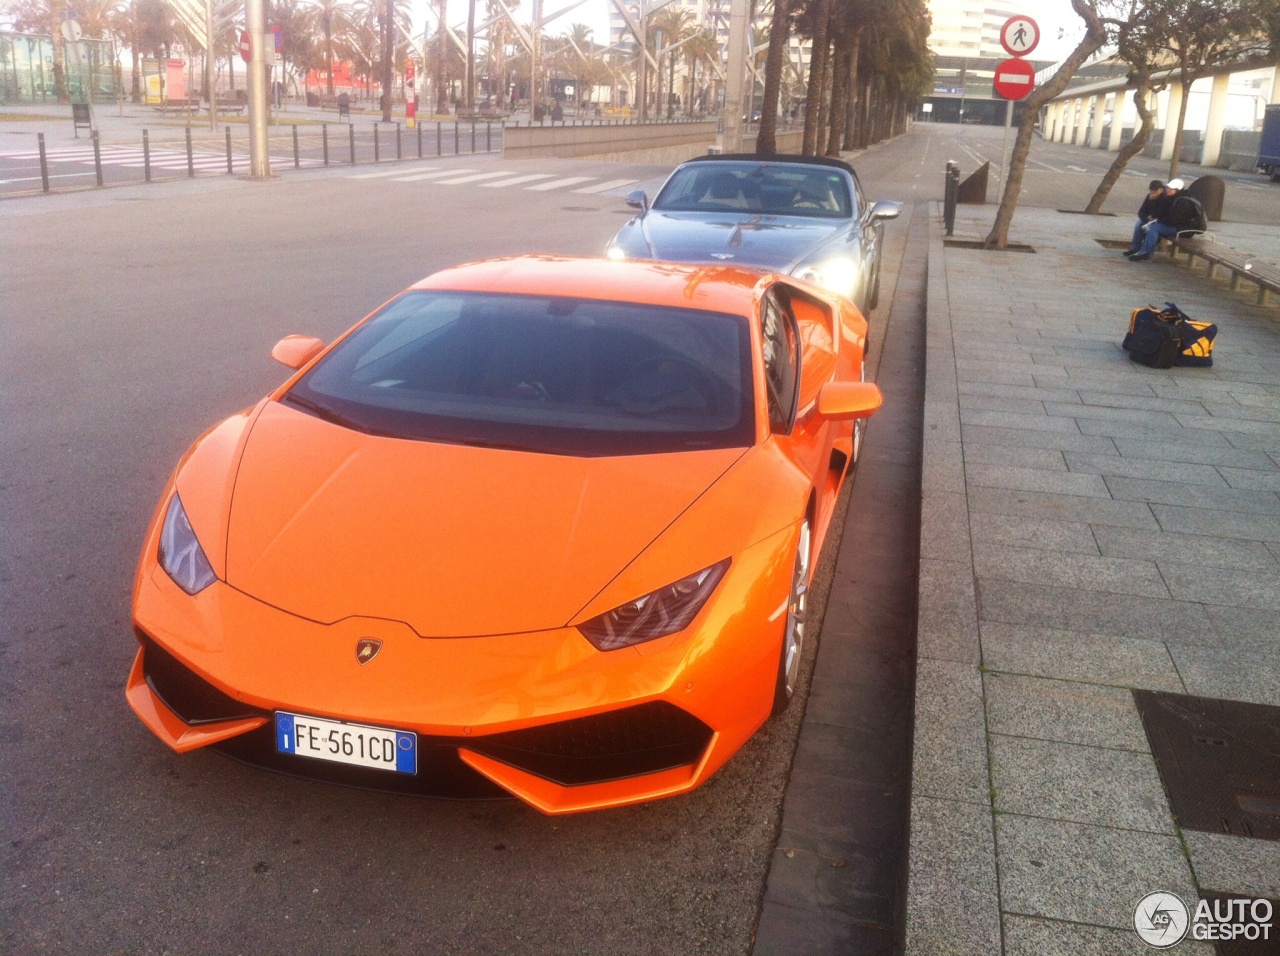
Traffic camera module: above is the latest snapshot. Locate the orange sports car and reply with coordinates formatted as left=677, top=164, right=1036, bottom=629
left=127, top=255, right=881, bottom=814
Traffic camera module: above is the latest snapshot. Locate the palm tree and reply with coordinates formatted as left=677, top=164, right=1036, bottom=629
left=682, top=27, right=717, bottom=116
left=651, top=5, right=692, bottom=118
left=435, top=0, right=449, bottom=111
left=311, top=0, right=353, bottom=96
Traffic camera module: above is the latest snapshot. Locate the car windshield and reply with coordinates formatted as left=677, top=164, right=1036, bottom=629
left=284, top=291, right=755, bottom=457
left=652, top=162, right=853, bottom=219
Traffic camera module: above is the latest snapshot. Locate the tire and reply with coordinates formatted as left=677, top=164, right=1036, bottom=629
left=771, top=517, right=812, bottom=715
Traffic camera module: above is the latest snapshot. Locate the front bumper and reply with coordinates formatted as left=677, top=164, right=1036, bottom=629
left=128, top=527, right=794, bottom=814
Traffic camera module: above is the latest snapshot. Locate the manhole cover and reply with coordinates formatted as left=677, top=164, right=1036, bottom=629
left=1134, top=691, right=1280, bottom=841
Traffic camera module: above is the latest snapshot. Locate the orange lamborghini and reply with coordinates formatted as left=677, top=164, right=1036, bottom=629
left=127, top=255, right=882, bottom=814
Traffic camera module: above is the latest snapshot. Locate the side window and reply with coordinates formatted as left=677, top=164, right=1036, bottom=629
left=761, top=293, right=799, bottom=433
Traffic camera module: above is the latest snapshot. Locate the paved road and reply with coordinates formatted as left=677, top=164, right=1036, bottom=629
left=0, top=146, right=920, bottom=956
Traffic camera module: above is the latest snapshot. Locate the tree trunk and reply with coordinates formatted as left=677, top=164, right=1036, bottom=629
left=814, top=37, right=833, bottom=155
left=841, top=38, right=859, bottom=150
left=1084, top=72, right=1157, bottom=214
left=465, top=0, right=475, bottom=110
left=985, top=0, right=1106, bottom=250
left=756, top=0, right=789, bottom=153
left=436, top=0, right=449, bottom=113
left=824, top=31, right=850, bottom=157
left=381, top=0, right=393, bottom=121
left=801, top=0, right=831, bottom=155
left=1169, top=74, right=1193, bottom=180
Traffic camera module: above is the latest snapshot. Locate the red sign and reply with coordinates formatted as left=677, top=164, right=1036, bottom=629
left=999, top=16, right=1039, bottom=57
left=239, top=29, right=251, bottom=63
left=270, top=25, right=284, bottom=53
left=993, top=57, right=1036, bottom=100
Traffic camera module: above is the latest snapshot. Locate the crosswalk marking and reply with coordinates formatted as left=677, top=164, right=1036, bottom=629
left=480, top=173, right=555, bottom=188
left=526, top=176, right=595, bottom=191
left=431, top=171, right=514, bottom=185
left=572, top=178, right=636, bottom=194
left=394, top=168, right=477, bottom=182
left=349, top=166, right=435, bottom=179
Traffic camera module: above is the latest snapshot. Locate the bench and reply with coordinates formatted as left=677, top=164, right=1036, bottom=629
left=213, top=98, right=245, bottom=115
left=1170, top=235, right=1280, bottom=307
left=457, top=106, right=507, bottom=120
left=317, top=97, right=350, bottom=118
left=153, top=98, right=200, bottom=114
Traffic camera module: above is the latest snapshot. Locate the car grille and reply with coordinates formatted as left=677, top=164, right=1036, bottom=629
left=140, top=633, right=267, bottom=725
left=138, top=634, right=713, bottom=795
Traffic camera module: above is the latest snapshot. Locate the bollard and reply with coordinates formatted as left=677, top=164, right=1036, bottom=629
left=322, top=123, right=329, bottom=166
left=454, top=121, right=459, bottom=154
left=486, top=122, right=491, bottom=152
left=395, top=122, right=401, bottom=159
left=943, top=160, right=960, bottom=237
left=92, top=130, right=103, bottom=186
left=436, top=121, right=442, bottom=156
left=417, top=122, right=422, bottom=158
left=348, top=123, right=355, bottom=165
left=470, top=121, right=476, bottom=153
left=374, top=123, right=380, bottom=162
left=292, top=124, right=300, bottom=168
left=185, top=126, right=194, bottom=177
left=225, top=126, right=233, bottom=173
left=143, top=129, right=152, bottom=183
left=37, top=132, right=49, bottom=192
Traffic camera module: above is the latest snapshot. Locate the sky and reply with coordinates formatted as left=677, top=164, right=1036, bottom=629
left=403, top=0, right=1092, bottom=61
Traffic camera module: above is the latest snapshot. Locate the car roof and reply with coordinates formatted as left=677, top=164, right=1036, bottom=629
left=410, top=255, right=768, bottom=317
left=677, top=153, right=857, bottom=178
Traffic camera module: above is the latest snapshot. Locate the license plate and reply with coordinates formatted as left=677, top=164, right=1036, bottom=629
left=275, top=712, right=417, bottom=774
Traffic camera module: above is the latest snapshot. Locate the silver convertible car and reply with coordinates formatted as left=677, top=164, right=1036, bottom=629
left=605, top=154, right=901, bottom=314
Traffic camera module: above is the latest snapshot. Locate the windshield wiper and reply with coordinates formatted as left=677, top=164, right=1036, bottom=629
left=282, top=394, right=387, bottom=437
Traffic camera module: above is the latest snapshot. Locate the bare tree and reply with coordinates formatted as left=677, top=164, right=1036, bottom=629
left=985, top=0, right=1107, bottom=250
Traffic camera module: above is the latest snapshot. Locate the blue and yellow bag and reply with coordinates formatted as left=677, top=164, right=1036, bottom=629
left=1122, top=302, right=1216, bottom=368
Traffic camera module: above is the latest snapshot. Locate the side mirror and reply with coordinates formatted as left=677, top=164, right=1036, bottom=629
left=625, top=189, right=648, bottom=212
left=869, top=200, right=902, bottom=222
left=816, top=381, right=882, bottom=420
left=271, top=335, right=325, bottom=369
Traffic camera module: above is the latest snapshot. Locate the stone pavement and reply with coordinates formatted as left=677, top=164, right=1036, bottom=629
left=906, top=204, right=1280, bottom=955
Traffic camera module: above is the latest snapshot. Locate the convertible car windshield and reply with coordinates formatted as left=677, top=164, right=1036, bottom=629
left=285, top=291, right=755, bottom=456
left=652, top=162, right=854, bottom=219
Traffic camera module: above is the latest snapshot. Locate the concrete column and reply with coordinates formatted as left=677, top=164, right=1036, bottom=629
left=1064, top=100, right=1078, bottom=142
left=1055, top=102, right=1068, bottom=142
left=1200, top=72, right=1231, bottom=166
left=1073, top=98, right=1087, bottom=145
left=1106, top=92, right=1125, bottom=150
left=1269, top=65, right=1279, bottom=104
left=1089, top=94, right=1106, bottom=148
left=1160, top=83, right=1183, bottom=161
left=1048, top=102, right=1062, bottom=140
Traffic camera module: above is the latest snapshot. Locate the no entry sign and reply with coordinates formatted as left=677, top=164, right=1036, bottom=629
left=993, top=57, right=1035, bottom=100
left=239, top=29, right=251, bottom=63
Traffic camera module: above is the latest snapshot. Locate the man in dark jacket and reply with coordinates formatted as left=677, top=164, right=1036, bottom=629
left=1124, top=180, right=1167, bottom=256
left=1129, top=179, right=1205, bottom=260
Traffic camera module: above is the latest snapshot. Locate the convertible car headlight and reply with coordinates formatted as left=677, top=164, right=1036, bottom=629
left=578, top=559, right=731, bottom=651
left=793, top=258, right=859, bottom=299
left=158, top=494, right=217, bottom=595
left=605, top=245, right=627, bottom=261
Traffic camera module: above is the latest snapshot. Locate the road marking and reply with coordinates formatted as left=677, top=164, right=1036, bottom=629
left=394, top=168, right=477, bottom=182
left=526, top=176, right=595, bottom=191
left=431, top=171, right=514, bottom=185
left=1067, top=165, right=1088, bottom=172
left=481, top=173, right=555, bottom=187
left=1028, top=160, right=1062, bottom=172
left=348, top=167, right=434, bottom=179
left=572, top=178, right=636, bottom=194
left=960, top=144, right=986, bottom=165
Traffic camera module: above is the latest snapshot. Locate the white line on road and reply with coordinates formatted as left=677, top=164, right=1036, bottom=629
left=348, top=167, right=435, bottom=179
left=394, top=168, right=477, bottom=182
left=1067, top=165, right=1089, bottom=172
left=431, top=171, right=515, bottom=185
left=1027, top=160, right=1062, bottom=172
left=526, top=176, right=595, bottom=191
left=572, top=178, right=637, bottom=194
left=480, top=173, right=555, bottom=187
left=960, top=144, right=986, bottom=166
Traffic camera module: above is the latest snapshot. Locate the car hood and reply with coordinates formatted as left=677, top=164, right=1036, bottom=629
left=634, top=210, right=847, bottom=272
left=224, top=400, right=744, bottom=637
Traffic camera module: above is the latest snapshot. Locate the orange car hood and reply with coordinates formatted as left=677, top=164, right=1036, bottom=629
left=225, top=401, right=744, bottom=636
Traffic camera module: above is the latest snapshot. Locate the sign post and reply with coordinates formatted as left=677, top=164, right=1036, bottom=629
left=405, top=61, right=417, bottom=129
left=994, top=15, right=1038, bottom=199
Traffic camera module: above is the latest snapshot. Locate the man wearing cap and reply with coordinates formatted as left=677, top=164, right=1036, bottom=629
left=1124, top=180, right=1168, bottom=257
left=1128, top=178, right=1205, bottom=261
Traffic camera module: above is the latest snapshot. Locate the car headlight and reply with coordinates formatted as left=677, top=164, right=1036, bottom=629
left=158, top=494, right=217, bottom=595
left=793, top=257, right=859, bottom=299
left=606, top=245, right=627, bottom=261
left=578, top=559, right=730, bottom=651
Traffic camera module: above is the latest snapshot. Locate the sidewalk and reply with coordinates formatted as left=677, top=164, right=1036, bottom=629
left=906, top=204, right=1280, bottom=954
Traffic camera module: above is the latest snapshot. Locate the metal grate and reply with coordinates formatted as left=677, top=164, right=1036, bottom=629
left=1133, top=690, right=1280, bottom=841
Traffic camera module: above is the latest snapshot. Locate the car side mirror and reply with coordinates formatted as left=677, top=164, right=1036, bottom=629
left=869, top=200, right=902, bottom=222
left=816, top=381, right=882, bottom=420
left=625, top=189, right=648, bottom=212
left=271, top=335, right=325, bottom=369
